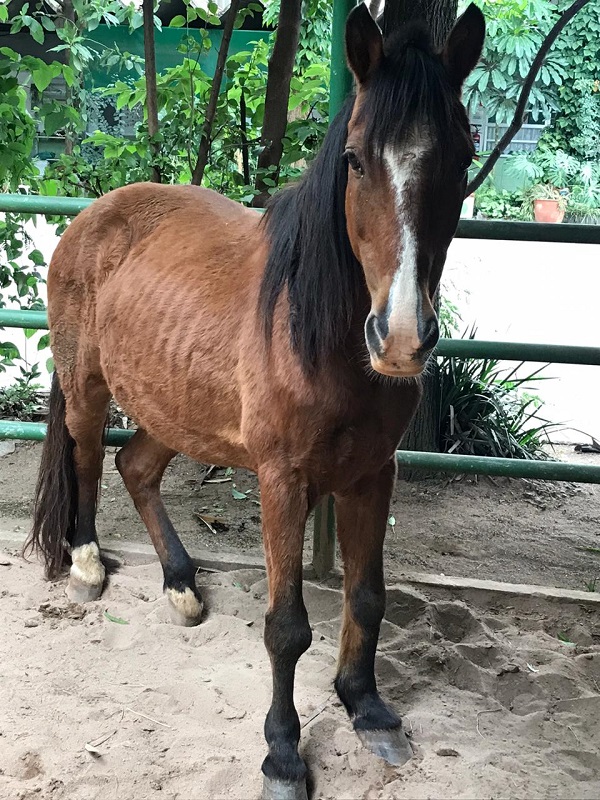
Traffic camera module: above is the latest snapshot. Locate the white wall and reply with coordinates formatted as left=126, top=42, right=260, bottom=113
left=443, top=239, right=600, bottom=444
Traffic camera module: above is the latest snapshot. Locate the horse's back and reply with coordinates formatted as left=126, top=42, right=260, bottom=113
left=48, top=183, right=257, bottom=298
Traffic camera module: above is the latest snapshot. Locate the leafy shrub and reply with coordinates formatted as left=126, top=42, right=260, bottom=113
left=0, top=365, right=44, bottom=420
left=474, top=184, right=528, bottom=220
left=439, top=329, right=556, bottom=460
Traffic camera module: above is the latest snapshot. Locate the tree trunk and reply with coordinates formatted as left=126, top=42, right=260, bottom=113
left=383, top=0, right=457, bottom=474
left=143, top=0, right=161, bottom=183
left=252, top=0, right=303, bottom=208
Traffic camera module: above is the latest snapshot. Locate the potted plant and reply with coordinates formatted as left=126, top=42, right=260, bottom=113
left=529, top=183, right=568, bottom=223
left=507, top=148, right=585, bottom=224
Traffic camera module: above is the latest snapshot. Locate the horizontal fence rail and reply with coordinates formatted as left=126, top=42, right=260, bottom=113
left=1, top=420, right=598, bottom=483
left=2, top=309, right=600, bottom=365
left=395, top=450, right=600, bottom=483
left=0, top=419, right=133, bottom=447
left=2, top=194, right=600, bottom=244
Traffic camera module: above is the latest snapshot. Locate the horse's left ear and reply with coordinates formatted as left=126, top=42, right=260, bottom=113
left=441, top=3, right=485, bottom=90
left=345, top=3, right=384, bottom=86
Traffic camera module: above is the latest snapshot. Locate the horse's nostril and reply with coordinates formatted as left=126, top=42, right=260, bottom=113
left=420, top=317, right=439, bottom=353
left=365, top=313, right=388, bottom=356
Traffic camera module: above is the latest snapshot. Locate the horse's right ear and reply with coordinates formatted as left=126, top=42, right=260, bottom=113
left=345, top=3, right=383, bottom=86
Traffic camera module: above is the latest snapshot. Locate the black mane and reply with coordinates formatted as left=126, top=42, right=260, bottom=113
left=258, top=23, right=466, bottom=373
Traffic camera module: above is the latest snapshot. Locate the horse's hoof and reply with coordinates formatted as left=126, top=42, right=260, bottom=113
left=356, top=726, right=413, bottom=767
left=66, top=574, right=104, bottom=604
left=166, top=587, right=203, bottom=627
left=262, top=775, right=308, bottom=800
left=67, top=543, right=105, bottom=603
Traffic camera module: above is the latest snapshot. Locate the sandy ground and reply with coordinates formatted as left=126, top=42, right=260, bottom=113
left=1, top=443, right=600, bottom=799
left=0, top=556, right=599, bottom=800
left=1, top=442, right=600, bottom=591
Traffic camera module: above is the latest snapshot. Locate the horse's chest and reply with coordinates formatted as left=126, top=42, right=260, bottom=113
left=305, top=390, right=418, bottom=489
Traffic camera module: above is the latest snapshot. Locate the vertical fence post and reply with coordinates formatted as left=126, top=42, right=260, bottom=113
left=311, top=0, right=356, bottom=579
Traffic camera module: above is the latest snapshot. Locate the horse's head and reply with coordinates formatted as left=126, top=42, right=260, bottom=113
left=344, top=3, right=484, bottom=378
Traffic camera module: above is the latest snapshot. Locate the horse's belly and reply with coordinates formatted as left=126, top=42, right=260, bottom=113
left=96, top=273, right=252, bottom=469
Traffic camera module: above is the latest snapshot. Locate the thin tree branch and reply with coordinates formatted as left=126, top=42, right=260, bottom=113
left=190, top=0, right=242, bottom=186
left=252, top=0, right=303, bottom=207
left=143, top=0, right=161, bottom=183
left=466, top=0, right=591, bottom=196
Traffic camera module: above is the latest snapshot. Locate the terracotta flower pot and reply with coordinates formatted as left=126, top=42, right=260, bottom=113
left=533, top=199, right=564, bottom=224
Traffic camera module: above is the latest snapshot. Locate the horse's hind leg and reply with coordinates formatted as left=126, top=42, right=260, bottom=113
left=64, top=376, right=111, bottom=603
left=115, top=429, right=203, bottom=626
left=333, top=458, right=412, bottom=767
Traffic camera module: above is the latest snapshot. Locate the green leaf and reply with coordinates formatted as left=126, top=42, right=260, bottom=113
left=388, top=515, right=396, bottom=527
left=0, top=5, right=8, bottom=22
left=62, top=65, right=75, bottom=87
left=103, top=610, right=129, bottom=625
left=28, top=249, right=45, bottom=266
left=231, top=487, right=247, bottom=500
left=32, top=64, right=54, bottom=93
left=37, top=333, right=50, bottom=351
left=169, top=15, right=186, bottom=27
left=45, top=357, right=54, bottom=374
left=28, top=18, right=44, bottom=44
left=557, top=632, right=575, bottom=646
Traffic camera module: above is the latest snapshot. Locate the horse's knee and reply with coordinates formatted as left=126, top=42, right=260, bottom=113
left=264, top=601, right=312, bottom=665
left=349, top=583, right=386, bottom=631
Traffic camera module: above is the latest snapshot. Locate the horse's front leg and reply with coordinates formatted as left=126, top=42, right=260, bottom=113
left=259, top=465, right=312, bottom=800
left=334, top=458, right=413, bottom=767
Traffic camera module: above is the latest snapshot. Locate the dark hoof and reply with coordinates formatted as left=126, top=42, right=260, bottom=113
left=262, top=775, right=308, bottom=800
left=66, top=575, right=104, bottom=604
left=356, top=726, right=413, bottom=767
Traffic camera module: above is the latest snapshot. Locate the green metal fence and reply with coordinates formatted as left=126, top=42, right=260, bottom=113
left=1, top=197, right=599, bottom=485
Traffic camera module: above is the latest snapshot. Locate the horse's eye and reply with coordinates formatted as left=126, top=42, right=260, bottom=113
left=459, top=157, right=473, bottom=175
left=345, top=149, right=364, bottom=177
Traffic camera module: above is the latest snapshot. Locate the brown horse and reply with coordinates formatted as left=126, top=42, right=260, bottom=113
left=26, top=4, right=484, bottom=798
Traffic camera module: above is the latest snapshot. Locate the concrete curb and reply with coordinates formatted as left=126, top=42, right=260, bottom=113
left=3, top=530, right=599, bottom=606
left=397, top=571, right=600, bottom=607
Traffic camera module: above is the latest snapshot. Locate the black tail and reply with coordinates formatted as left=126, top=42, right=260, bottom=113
left=24, top=373, right=78, bottom=579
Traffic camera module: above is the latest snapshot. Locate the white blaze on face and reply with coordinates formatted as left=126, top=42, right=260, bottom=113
left=383, top=143, right=429, bottom=348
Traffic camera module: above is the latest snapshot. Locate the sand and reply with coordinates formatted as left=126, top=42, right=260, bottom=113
left=1, top=552, right=599, bottom=800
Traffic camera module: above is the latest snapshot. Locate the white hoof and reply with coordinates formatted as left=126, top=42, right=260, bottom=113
left=67, top=543, right=105, bottom=603
left=166, top=586, right=203, bottom=626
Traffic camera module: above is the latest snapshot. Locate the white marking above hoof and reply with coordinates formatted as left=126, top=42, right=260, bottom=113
left=69, top=542, right=106, bottom=596
left=166, top=586, right=203, bottom=627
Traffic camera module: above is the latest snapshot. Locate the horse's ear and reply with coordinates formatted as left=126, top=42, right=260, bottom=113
left=441, top=3, right=485, bottom=90
left=345, top=3, right=383, bottom=86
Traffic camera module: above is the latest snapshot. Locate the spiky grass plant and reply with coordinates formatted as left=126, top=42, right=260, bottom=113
left=438, top=329, right=557, bottom=460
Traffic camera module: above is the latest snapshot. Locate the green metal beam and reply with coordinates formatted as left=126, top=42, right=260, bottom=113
left=435, top=339, right=600, bottom=365
left=1, top=419, right=598, bottom=484
left=456, top=219, right=600, bottom=245
left=396, top=450, right=600, bottom=483
left=0, top=309, right=48, bottom=330
left=0, top=195, right=92, bottom=216
left=0, top=420, right=134, bottom=446
left=3, top=310, right=598, bottom=367
left=329, top=0, right=356, bottom=119
left=1, top=194, right=600, bottom=245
